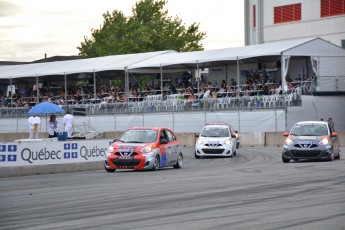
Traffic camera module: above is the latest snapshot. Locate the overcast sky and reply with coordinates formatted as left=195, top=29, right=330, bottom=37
left=0, top=0, right=244, bottom=62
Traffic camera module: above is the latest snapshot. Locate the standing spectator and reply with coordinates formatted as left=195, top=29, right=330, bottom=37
left=48, top=115, right=59, bottom=138
left=202, top=87, right=211, bottom=108
left=63, top=111, right=74, bottom=138
left=28, top=114, right=41, bottom=139
left=328, top=117, right=335, bottom=130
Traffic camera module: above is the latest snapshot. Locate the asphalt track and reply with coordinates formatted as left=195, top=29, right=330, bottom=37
left=0, top=147, right=344, bottom=230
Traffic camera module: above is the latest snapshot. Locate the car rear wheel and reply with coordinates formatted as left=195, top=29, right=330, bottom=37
left=195, top=151, right=201, bottom=159
left=173, top=153, right=183, bottom=169
left=282, top=156, right=290, bottom=163
left=152, top=155, right=160, bottom=171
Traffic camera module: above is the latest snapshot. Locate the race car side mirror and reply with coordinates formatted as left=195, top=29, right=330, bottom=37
left=113, top=138, right=118, bottom=143
left=331, top=132, right=338, bottom=137
left=283, top=132, right=289, bottom=137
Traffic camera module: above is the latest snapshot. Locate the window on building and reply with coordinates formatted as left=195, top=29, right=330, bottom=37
left=253, top=5, right=256, bottom=28
left=321, top=0, right=345, bottom=17
left=274, top=3, right=301, bottom=24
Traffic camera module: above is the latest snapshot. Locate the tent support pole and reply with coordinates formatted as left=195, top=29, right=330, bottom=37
left=225, top=64, right=228, bottom=84
left=160, top=65, right=163, bottom=98
left=64, top=73, right=67, bottom=105
left=36, top=75, right=39, bottom=103
left=93, top=70, right=96, bottom=99
left=125, top=67, right=129, bottom=101
left=236, top=57, right=240, bottom=93
left=197, top=61, right=200, bottom=109
left=10, top=76, right=13, bottom=106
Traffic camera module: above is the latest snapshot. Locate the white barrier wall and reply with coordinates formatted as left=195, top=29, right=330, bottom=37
left=0, top=139, right=113, bottom=167
left=0, top=109, right=287, bottom=134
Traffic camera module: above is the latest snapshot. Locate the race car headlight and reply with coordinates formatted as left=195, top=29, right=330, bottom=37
left=106, top=145, right=114, bottom=156
left=285, top=138, right=293, bottom=145
left=196, top=139, right=204, bottom=144
left=141, top=145, right=153, bottom=153
left=319, top=138, right=329, bottom=145
left=224, top=139, right=233, bottom=145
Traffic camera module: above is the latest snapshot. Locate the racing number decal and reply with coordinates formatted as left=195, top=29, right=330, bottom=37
left=160, top=146, right=167, bottom=167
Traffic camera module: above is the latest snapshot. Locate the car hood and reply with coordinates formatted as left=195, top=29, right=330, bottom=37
left=113, top=143, right=147, bottom=151
left=289, top=135, right=328, bottom=143
left=199, top=137, right=229, bottom=142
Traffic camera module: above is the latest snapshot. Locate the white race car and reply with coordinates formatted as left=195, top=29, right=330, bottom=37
left=195, top=122, right=237, bottom=158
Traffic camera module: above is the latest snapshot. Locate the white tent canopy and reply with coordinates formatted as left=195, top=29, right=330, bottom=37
left=127, top=37, right=345, bottom=69
left=0, top=50, right=175, bottom=79
left=1, top=37, right=344, bottom=91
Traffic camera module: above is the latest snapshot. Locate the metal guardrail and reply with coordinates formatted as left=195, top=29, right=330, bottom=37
left=0, top=94, right=301, bottom=118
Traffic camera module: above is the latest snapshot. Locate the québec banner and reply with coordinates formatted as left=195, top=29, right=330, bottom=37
left=0, top=139, right=113, bottom=167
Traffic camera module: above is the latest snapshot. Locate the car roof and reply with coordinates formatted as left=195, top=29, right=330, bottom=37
left=128, top=127, right=168, bottom=131
left=295, top=121, right=328, bottom=125
left=205, top=122, right=232, bottom=126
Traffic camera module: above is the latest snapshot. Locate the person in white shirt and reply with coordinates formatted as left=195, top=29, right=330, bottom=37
left=63, top=111, right=74, bottom=138
left=202, top=87, right=211, bottom=108
left=28, top=114, right=41, bottom=139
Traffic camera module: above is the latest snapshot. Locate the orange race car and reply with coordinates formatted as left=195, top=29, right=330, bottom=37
left=104, top=127, right=183, bottom=172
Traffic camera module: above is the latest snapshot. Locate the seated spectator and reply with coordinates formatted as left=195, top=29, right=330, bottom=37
left=184, top=92, right=196, bottom=110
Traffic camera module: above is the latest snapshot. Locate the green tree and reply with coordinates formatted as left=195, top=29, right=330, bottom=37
left=77, top=0, right=206, bottom=57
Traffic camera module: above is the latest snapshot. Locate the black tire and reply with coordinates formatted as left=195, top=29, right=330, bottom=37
left=173, top=153, right=183, bottom=169
left=236, top=143, right=240, bottom=149
left=152, top=155, right=160, bottom=171
left=334, top=153, right=340, bottom=160
left=104, top=161, right=116, bottom=172
left=282, top=156, right=290, bottom=163
left=233, top=151, right=237, bottom=156
left=326, top=153, right=334, bottom=161
left=195, top=151, right=201, bottom=159
left=105, top=167, right=116, bottom=173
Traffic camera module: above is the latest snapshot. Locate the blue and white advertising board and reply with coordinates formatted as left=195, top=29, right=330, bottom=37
left=0, top=139, right=113, bottom=167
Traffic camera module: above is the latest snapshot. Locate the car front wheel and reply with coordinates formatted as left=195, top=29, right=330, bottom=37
left=195, top=151, right=201, bottom=159
left=282, top=156, right=290, bottom=163
left=105, top=166, right=116, bottom=173
left=104, top=161, right=116, bottom=172
left=173, top=153, right=183, bottom=169
left=152, top=155, right=160, bottom=171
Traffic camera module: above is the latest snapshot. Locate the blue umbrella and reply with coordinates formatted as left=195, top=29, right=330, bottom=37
left=28, top=102, right=64, bottom=115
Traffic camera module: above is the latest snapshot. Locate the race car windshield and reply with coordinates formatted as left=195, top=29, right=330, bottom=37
left=290, top=124, right=328, bottom=136
left=201, top=127, right=229, bottom=137
left=119, top=130, right=158, bottom=143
